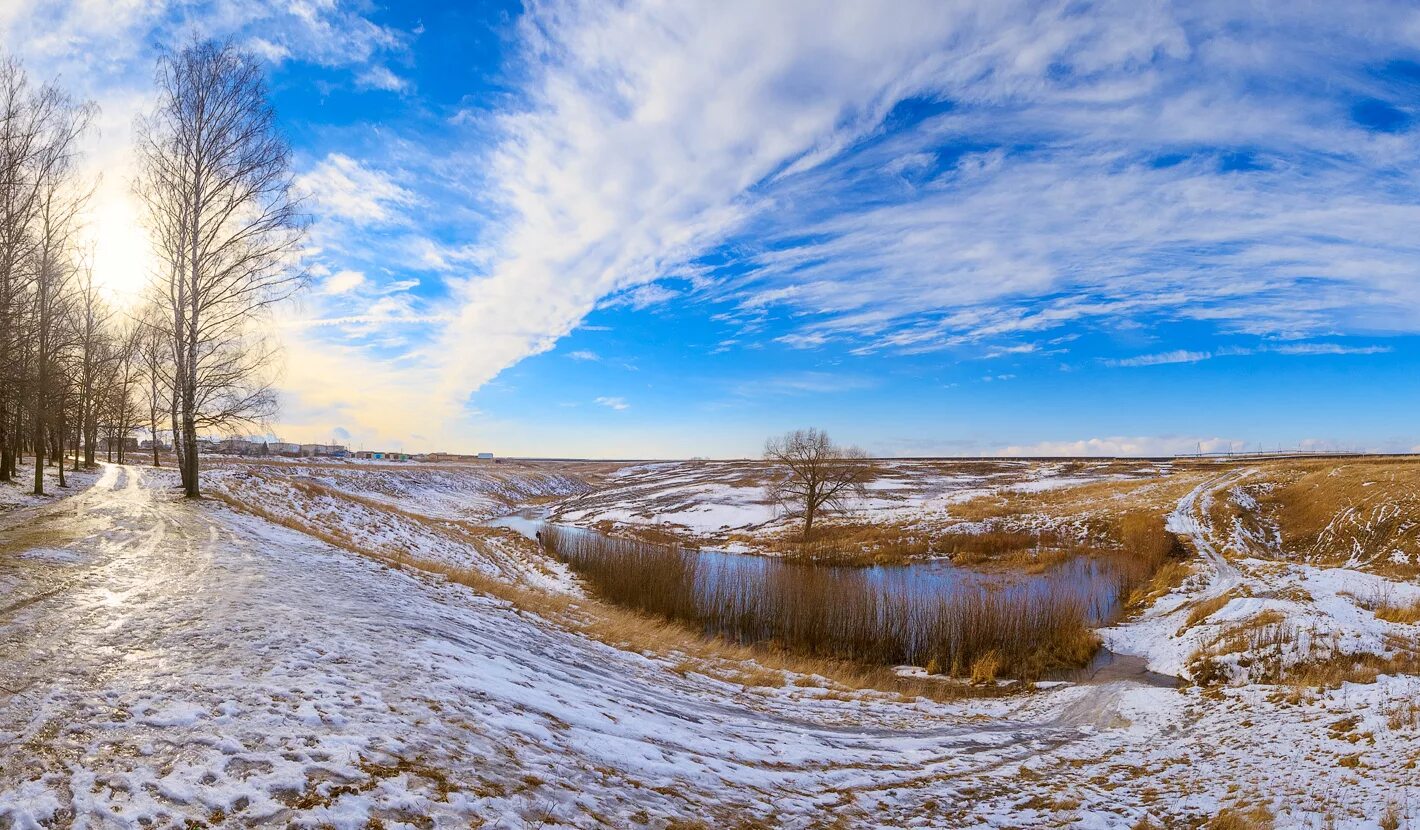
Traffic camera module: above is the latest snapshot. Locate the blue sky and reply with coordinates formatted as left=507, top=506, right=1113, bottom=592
left=5, top=1, right=1420, bottom=457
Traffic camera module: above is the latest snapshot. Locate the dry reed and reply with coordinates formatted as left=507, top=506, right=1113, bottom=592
left=542, top=526, right=1101, bottom=680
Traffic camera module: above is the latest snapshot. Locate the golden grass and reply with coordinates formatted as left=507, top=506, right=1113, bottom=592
left=1283, top=650, right=1420, bottom=688
left=1182, top=591, right=1238, bottom=630
left=1226, top=457, right=1420, bottom=577
left=969, top=650, right=1002, bottom=685
left=1206, top=804, right=1275, bottom=830
left=1191, top=613, right=1420, bottom=687
left=1121, top=559, right=1193, bottom=613
left=1373, top=597, right=1420, bottom=625
left=543, top=527, right=1102, bottom=681
left=945, top=467, right=1211, bottom=531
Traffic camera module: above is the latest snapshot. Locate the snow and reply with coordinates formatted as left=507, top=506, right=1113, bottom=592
left=552, top=459, right=1171, bottom=552
left=2, top=462, right=1418, bottom=827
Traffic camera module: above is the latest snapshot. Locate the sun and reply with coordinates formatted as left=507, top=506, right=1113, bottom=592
left=82, top=180, right=157, bottom=310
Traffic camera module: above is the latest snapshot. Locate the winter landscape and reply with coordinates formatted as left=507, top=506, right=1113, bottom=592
left=3, top=2, right=1420, bottom=829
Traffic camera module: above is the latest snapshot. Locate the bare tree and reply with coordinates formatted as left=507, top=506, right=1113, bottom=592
left=0, top=58, right=73, bottom=482
left=71, top=262, right=110, bottom=466
left=763, top=428, right=876, bottom=541
left=135, top=301, right=171, bottom=467
left=135, top=39, right=305, bottom=497
left=21, top=79, right=89, bottom=494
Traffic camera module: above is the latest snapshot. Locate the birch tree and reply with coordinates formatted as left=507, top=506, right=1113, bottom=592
left=135, top=40, right=305, bottom=497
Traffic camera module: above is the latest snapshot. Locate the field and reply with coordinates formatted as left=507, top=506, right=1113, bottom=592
left=2, top=455, right=1419, bottom=828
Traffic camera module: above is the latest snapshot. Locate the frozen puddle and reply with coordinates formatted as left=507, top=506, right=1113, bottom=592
left=16, top=548, right=83, bottom=565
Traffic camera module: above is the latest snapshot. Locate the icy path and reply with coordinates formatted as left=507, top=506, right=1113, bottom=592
left=0, top=467, right=1131, bottom=828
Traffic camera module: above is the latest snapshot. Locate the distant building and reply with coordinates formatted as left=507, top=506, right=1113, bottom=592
left=353, top=451, right=410, bottom=461
left=99, top=436, right=140, bottom=453
left=216, top=438, right=259, bottom=455
left=299, top=443, right=348, bottom=458
left=421, top=451, right=494, bottom=462
left=139, top=439, right=172, bottom=451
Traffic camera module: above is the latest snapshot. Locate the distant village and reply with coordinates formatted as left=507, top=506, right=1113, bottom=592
left=133, top=436, right=496, bottom=464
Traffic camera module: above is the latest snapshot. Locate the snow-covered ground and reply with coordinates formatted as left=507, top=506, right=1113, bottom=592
left=1104, top=469, right=1420, bottom=685
left=1, top=462, right=1418, bottom=828
left=551, top=458, right=1168, bottom=552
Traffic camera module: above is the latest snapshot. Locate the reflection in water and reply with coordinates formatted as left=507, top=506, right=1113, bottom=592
left=491, top=510, right=1168, bottom=681
left=492, top=512, right=1120, bottom=622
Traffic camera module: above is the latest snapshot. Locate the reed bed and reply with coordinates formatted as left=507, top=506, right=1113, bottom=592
left=542, top=526, right=1103, bottom=680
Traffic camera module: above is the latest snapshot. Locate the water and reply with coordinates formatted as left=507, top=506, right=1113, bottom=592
left=489, top=509, right=1184, bottom=685
left=490, top=509, right=1122, bottom=623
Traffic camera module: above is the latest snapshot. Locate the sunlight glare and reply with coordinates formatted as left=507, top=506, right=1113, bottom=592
left=84, top=186, right=156, bottom=310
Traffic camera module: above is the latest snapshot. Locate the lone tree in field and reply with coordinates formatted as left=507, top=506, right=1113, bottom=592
left=763, top=428, right=876, bottom=541
left=136, top=39, right=305, bottom=498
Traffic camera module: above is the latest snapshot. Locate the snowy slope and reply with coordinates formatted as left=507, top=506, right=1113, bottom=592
left=1, top=464, right=1417, bottom=828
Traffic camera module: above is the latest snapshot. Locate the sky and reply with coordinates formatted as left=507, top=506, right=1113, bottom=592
left=3, top=0, right=1420, bottom=458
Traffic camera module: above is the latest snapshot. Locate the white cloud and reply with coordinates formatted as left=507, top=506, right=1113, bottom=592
left=602, top=283, right=680, bottom=310
left=435, top=1, right=1063, bottom=403
left=356, top=65, right=409, bottom=92
left=429, top=1, right=1420, bottom=415
left=1269, top=343, right=1392, bottom=356
left=1101, top=342, right=1394, bottom=367
left=567, top=350, right=600, bottom=361
left=995, top=436, right=1243, bottom=457
left=1104, top=350, right=1213, bottom=368
left=295, top=153, right=417, bottom=226
left=321, top=270, right=367, bottom=295
left=594, top=396, right=629, bottom=410
left=732, top=372, right=874, bottom=397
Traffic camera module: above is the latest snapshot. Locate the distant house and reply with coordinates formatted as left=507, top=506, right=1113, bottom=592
left=299, top=443, right=348, bottom=458
left=139, top=439, right=172, bottom=451
left=268, top=442, right=301, bottom=457
left=477, top=452, right=494, bottom=460
left=353, top=451, right=409, bottom=461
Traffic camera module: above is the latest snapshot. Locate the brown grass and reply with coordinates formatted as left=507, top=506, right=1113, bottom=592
left=1206, top=804, right=1275, bottom=830
left=1191, top=614, right=1420, bottom=687
left=542, top=527, right=1101, bottom=680
left=1373, top=597, right=1420, bottom=625
left=1230, top=457, right=1420, bottom=577
left=1183, top=592, right=1237, bottom=630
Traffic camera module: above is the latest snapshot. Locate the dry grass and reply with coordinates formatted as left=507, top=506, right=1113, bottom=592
left=1122, top=559, right=1193, bottom=612
left=1283, top=649, right=1420, bottom=688
left=1182, top=592, right=1238, bottom=631
left=946, top=466, right=1211, bottom=529
left=543, top=526, right=1101, bottom=680
left=765, top=521, right=939, bottom=565
left=1373, top=597, right=1420, bottom=625
left=1191, top=612, right=1420, bottom=687
left=1206, top=804, right=1275, bottom=830
left=1380, top=803, right=1403, bottom=830
left=1222, top=457, right=1420, bottom=577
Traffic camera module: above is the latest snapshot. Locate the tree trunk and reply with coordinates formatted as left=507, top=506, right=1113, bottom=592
left=31, top=400, right=43, bottom=496
left=182, top=410, right=199, bottom=498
